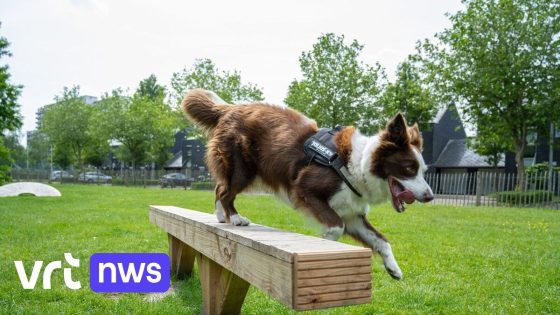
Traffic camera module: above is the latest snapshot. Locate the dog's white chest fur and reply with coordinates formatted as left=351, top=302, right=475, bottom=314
left=328, top=132, right=390, bottom=218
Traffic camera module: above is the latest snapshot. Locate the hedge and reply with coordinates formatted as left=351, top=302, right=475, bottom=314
left=191, top=181, right=215, bottom=190
left=495, top=190, right=553, bottom=206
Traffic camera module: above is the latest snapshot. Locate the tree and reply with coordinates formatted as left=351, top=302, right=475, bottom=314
left=379, top=57, right=437, bottom=130
left=285, top=33, right=386, bottom=134
left=52, top=143, right=74, bottom=171
left=26, top=131, right=50, bottom=169
left=419, top=0, right=560, bottom=188
left=468, top=123, right=509, bottom=169
left=95, top=86, right=177, bottom=169
left=0, top=23, right=22, bottom=184
left=41, top=86, right=94, bottom=174
left=137, top=74, right=165, bottom=101
left=170, top=59, right=264, bottom=140
left=0, top=142, right=11, bottom=184
left=3, top=132, right=25, bottom=167
left=171, top=58, right=264, bottom=105
left=0, top=23, right=22, bottom=134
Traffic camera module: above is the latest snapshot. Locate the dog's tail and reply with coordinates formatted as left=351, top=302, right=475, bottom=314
left=181, top=89, right=229, bottom=132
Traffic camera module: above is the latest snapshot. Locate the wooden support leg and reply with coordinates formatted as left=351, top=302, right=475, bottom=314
left=197, top=253, right=250, bottom=315
left=168, top=233, right=196, bottom=279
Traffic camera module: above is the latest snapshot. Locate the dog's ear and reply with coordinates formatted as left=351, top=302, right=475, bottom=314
left=408, top=123, right=423, bottom=150
left=385, top=112, right=409, bottom=146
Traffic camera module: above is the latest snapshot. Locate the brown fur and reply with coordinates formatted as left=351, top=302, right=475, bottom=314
left=182, top=92, right=422, bottom=242
left=371, top=113, right=420, bottom=179
left=334, top=126, right=355, bottom=164
left=182, top=90, right=347, bottom=228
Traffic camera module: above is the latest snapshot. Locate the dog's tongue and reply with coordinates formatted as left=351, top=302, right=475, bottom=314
left=396, top=190, right=415, bottom=204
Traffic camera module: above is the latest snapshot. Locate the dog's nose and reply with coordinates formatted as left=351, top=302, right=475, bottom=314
left=423, top=191, right=434, bottom=202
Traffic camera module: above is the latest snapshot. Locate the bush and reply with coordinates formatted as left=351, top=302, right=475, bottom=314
left=496, top=190, right=553, bottom=206
left=191, top=181, right=215, bottom=190
left=111, top=178, right=160, bottom=186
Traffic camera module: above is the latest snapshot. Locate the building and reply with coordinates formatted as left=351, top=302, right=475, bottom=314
left=421, top=105, right=504, bottom=174
left=503, top=123, right=560, bottom=173
left=164, top=130, right=209, bottom=180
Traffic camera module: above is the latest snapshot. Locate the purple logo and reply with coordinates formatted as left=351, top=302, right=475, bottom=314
left=89, top=253, right=170, bottom=293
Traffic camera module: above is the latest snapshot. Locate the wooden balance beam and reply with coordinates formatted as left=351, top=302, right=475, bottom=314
left=150, top=205, right=372, bottom=314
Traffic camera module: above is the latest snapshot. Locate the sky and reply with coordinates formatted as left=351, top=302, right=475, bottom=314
left=0, top=0, right=464, bottom=138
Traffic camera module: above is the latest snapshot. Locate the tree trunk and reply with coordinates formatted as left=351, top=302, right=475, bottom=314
left=514, top=135, right=527, bottom=191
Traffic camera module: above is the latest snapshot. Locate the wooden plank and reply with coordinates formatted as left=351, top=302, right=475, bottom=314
left=296, top=249, right=372, bottom=262
left=150, top=206, right=367, bottom=263
left=291, top=250, right=299, bottom=309
left=197, top=253, right=250, bottom=315
left=298, top=266, right=372, bottom=279
left=297, top=274, right=371, bottom=287
left=298, top=281, right=371, bottom=296
left=150, top=205, right=374, bottom=311
left=151, top=209, right=294, bottom=306
left=168, top=234, right=196, bottom=279
left=297, top=296, right=372, bottom=311
left=298, top=258, right=371, bottom=270
left=297, top=288, right=371, bottom=305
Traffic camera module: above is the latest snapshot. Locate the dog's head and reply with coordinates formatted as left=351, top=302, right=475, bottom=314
left=370, top=113, right=433, bottom=212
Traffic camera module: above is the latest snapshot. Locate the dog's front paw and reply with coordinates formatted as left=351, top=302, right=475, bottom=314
left=230, top=214, right=250, bottom=226
left=383, top=259, right=403, bottom=280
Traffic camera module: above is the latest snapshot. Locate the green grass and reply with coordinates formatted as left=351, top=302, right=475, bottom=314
left=0, top=185, right=558, bottom=314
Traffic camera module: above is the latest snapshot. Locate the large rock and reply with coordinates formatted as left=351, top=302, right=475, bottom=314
left=0, top=182, right=61, bottom=197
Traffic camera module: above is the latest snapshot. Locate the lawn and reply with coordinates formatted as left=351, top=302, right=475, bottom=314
left=0, top=184, right=558, bottom=314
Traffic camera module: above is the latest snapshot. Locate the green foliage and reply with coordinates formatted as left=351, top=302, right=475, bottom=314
left=525, top=163, right=560, bottom=188
left=52, top=144, right=73, bottom=171
left=136, top=74, right=165, bottom=101
left=171, top=58, right=264, bottom=104
left=2, top=132, right=25, bottom=167
left=496, top=190, right=554, bottom=206
left=40, top=86, right=94, bottom=173
left=191, top=181, right=215, bottom=190
left=0, top=139, right=12, bottom=184
left=26, top=131, right=50, bottom=169
left=468, top=122, right=509, bottom=168
left=0, top=23, right=22, bottom=134
left=379, top=56, right=437, bottom=130
left=419, top=0, right=560, bottom=186
left=0, top=23, right=22, bottom=182
left=285, top=33, right=385, bottom=134
left=526, top=162, right=560, bottom=174
left=170, top=59, right=264, bottom=139
left=96, top=80, right=177, bottom=168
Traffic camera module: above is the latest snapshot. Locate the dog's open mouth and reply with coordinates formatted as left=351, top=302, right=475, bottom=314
left=388, top=176, right=415, bottom=212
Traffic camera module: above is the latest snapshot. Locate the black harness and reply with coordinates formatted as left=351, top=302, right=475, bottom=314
left=303, top=126, right=363, bottom=197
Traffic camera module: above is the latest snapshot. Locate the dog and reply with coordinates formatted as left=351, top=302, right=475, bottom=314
left=182, top=89, right=433, bottom=280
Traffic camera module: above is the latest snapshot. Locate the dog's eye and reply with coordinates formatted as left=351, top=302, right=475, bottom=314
left=406, top=167, right=416, bottom=174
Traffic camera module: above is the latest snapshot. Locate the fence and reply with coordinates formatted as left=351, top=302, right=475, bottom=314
left=425, top=171, right=560, bottom=210
left=9, top=168, right=560, bottom=209
left=9, top=169, right=210, bottom=188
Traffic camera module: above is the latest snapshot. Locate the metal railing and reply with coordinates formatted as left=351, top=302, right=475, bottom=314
left=9, top=169, right=211, bottom=188
left=425, top=171, right=560, bottom=209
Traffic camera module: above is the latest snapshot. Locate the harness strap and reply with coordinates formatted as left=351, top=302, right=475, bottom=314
left=303, top=127, right=363, bottom=198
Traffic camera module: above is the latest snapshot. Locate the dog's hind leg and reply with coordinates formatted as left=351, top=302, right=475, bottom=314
left=344, top=215, right=403, bottom=280
left=214, top=185, right=226, bottom=223
left=214, top=147, right=256, bottom=226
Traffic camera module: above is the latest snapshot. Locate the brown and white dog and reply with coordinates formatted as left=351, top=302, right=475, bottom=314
left=182, top=89, right=433, bottom=280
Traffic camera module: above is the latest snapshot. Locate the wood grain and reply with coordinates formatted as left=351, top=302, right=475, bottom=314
left=150, top=205, right=373, bottom=311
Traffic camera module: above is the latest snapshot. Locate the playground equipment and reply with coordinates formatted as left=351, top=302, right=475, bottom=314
left=150, top=205, right=372, bottom=314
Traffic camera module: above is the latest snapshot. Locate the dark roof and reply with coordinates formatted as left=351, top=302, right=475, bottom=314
left=433, top=139, right=504, bottom=168
left=164, top=151, right=182, bottom=169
